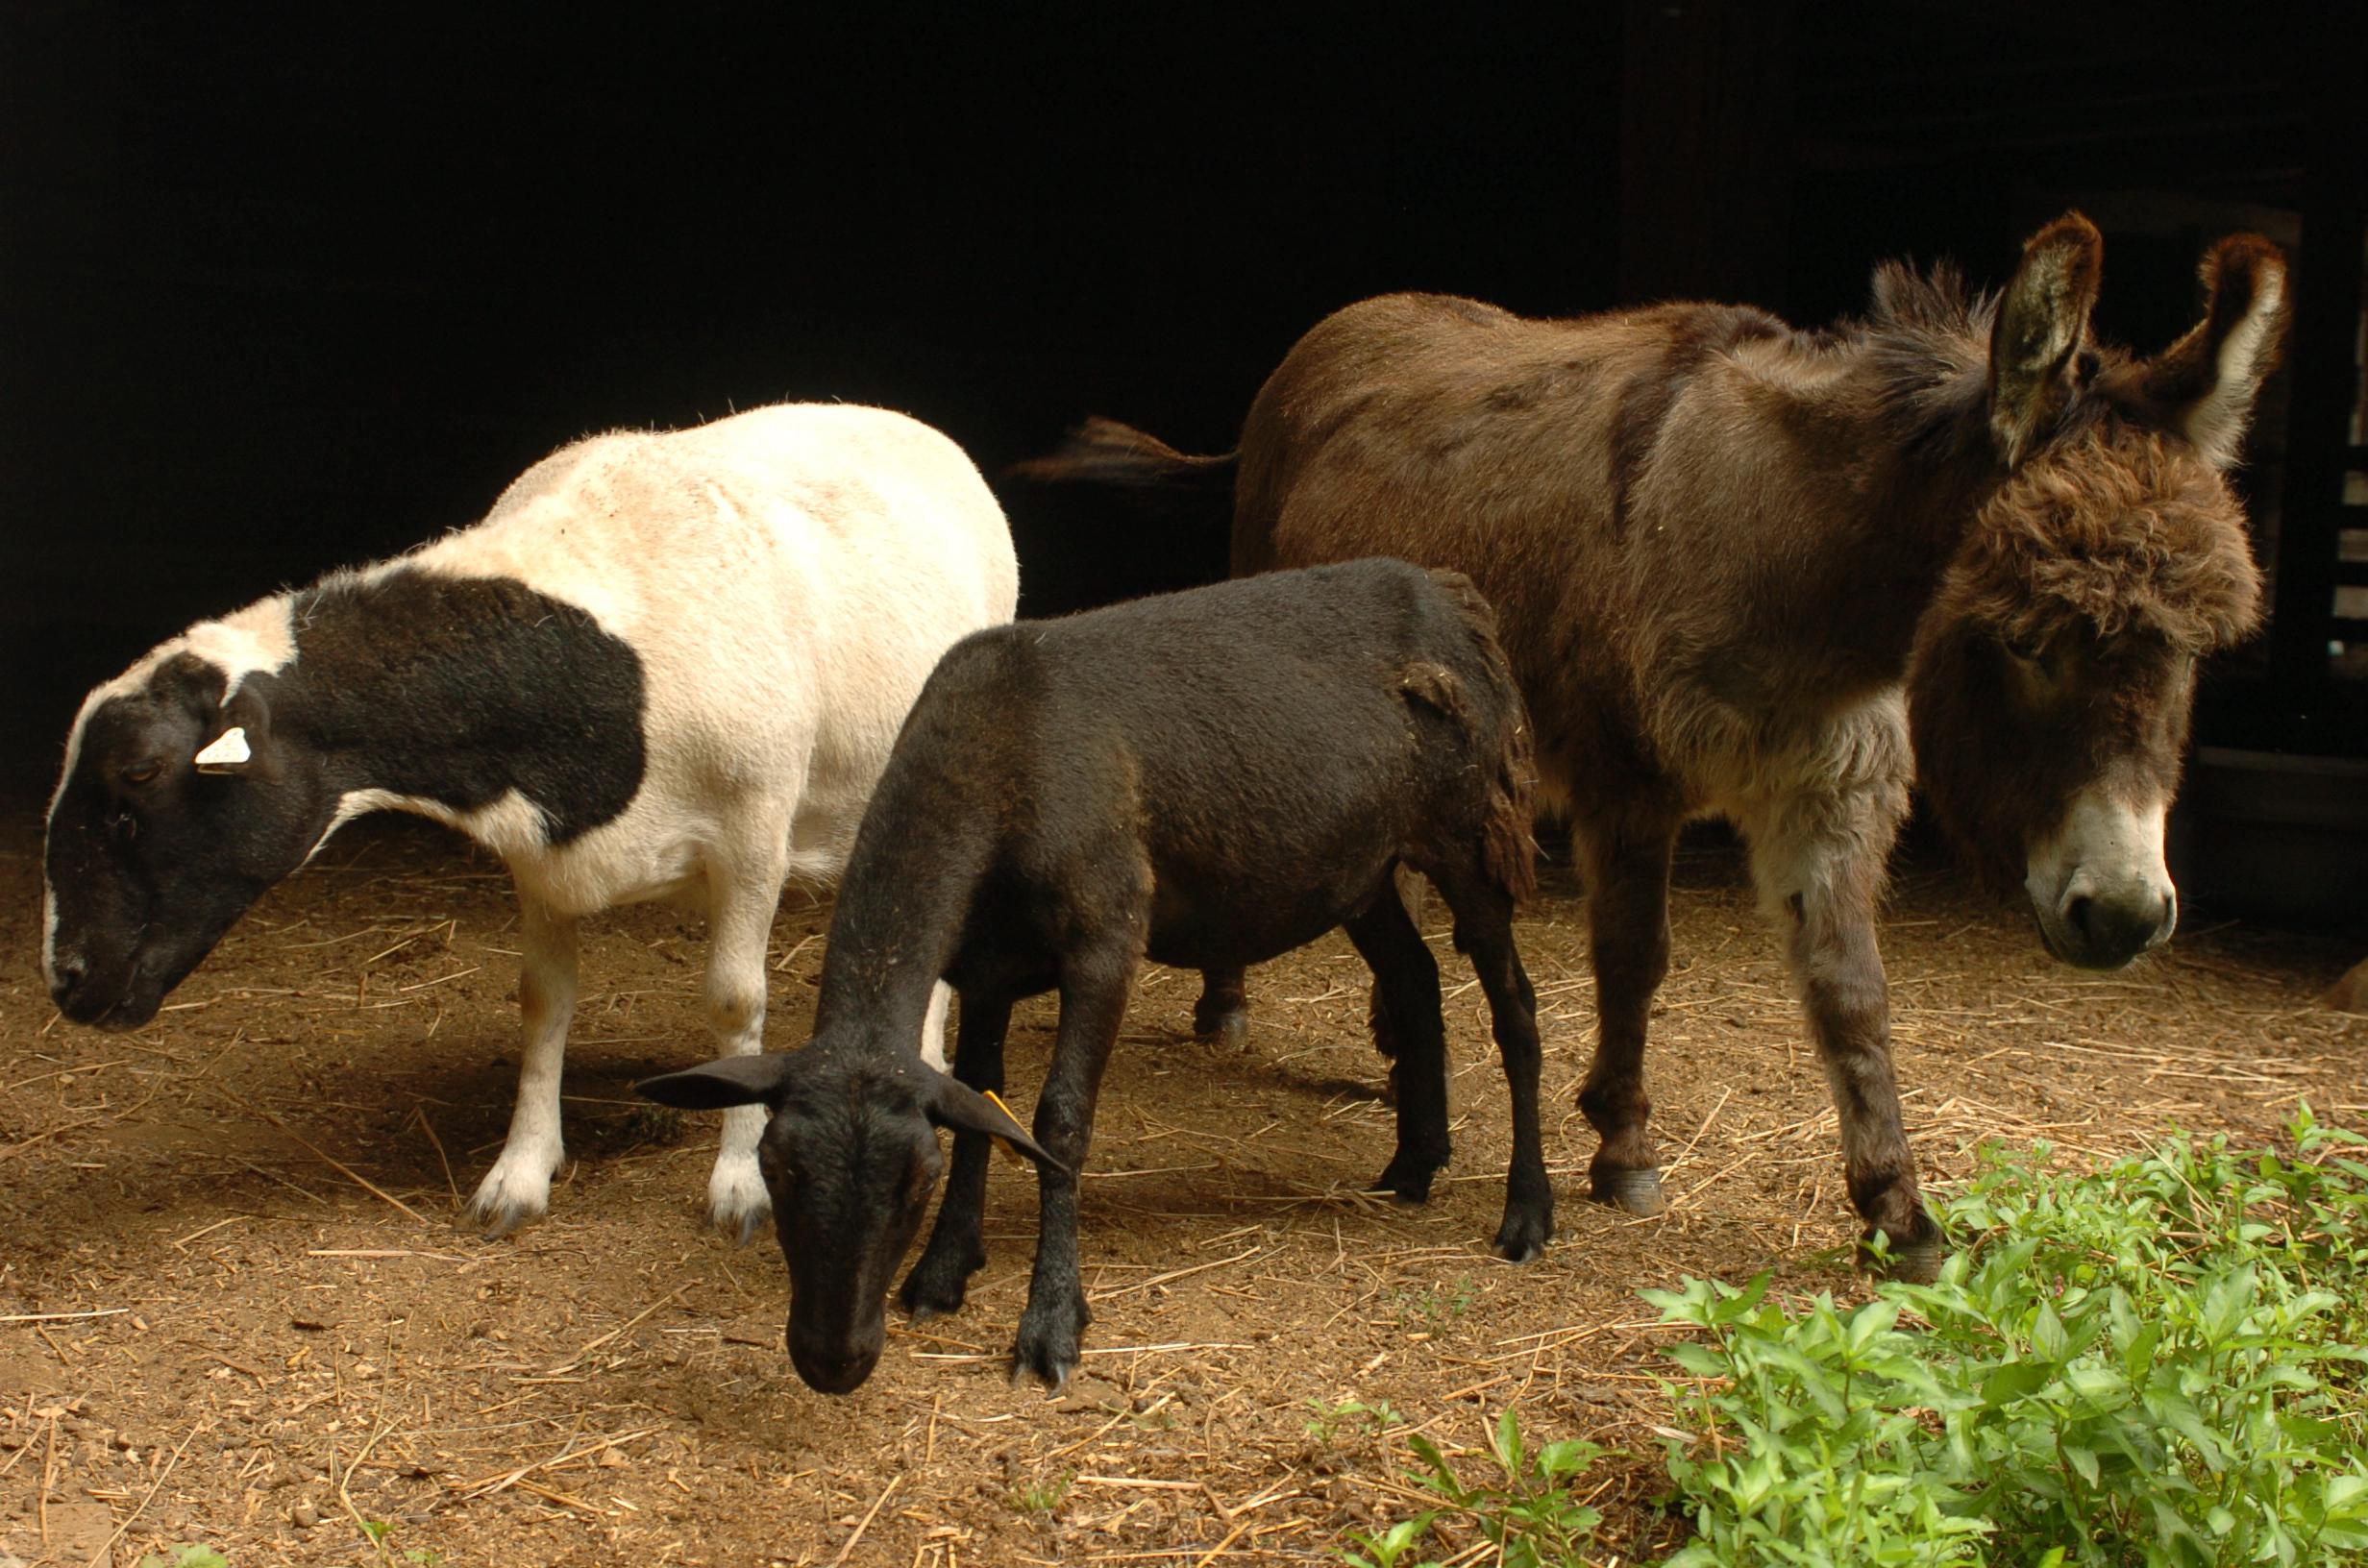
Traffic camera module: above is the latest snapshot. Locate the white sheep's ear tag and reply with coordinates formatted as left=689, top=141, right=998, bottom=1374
left=192, top=725, right=252, bottom=773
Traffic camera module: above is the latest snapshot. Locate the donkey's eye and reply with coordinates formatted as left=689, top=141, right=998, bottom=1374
left=2003, top=635, right=2050, bottom=667
left=121, top=759, right=161, bottom=786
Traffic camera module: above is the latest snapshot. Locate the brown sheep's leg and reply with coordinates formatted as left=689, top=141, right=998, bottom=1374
left=1429, top=863, right=1552, bottom=1261
left=1343, top=886, right=1451, bottom=1202
left=1360, top=866, right=1429, bottom=1102
left=1010, top=944, right=1137, bottom=1393
left=1574, top=818, right=1679, bottom=1216
left=900, top=990, right=1016, bottom=1322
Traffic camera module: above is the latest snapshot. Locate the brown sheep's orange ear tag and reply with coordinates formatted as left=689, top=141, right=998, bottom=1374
left=982, top=1090, right=1030, bottom=1166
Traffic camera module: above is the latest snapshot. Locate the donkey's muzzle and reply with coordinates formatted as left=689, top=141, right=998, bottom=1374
left=2049, top=883, right=2176, bottom=969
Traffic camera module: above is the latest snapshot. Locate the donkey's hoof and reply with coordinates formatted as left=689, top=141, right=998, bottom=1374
left=1591, top=1168, right=1666, bottom=1217
left=1193, top=1007, right=1249, bottom=1048
left=1864, top=1228, right=1947, bottom=1285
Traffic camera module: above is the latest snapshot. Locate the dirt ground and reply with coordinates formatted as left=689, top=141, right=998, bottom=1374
left=2, top=805, right=2361, bottom=1568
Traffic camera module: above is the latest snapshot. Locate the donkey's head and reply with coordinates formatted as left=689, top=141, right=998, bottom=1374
left=1910, top=214, right=2280, bottom=969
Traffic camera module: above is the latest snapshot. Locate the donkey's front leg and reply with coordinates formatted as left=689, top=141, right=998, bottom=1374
left=1574, top=817, right=1680, bottom=1216
left=466, top=895, right=578, bottom=1237
left=1748, top=804, right=1942, bottom=1281
left=1012, top=945, right=1136, bottom=1392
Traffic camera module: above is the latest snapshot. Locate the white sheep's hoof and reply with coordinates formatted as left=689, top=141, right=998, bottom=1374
left=706, top=1153, right=773, bottom=1245
left=464, top=1149, right=559, bottom=1239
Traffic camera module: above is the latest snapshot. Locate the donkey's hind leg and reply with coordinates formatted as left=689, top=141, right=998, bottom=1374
left=1343, top=885, right=1451, bottom=1202
left=1428, top=862, right=1553, bottom=1262
left=1193, top=968, right=1248, bottom=1045
left=1573, top=816, right=1680, bottom=1217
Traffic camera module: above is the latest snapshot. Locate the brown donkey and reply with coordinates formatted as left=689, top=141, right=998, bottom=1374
left=1022, top=215, right=2282, bottom=1276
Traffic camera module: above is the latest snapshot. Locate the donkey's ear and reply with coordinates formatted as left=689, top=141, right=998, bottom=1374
left=637, top=1052, right=797, bottom=1110
left=2140, top=233, right=2288, bottom=470
left=926, top=1076, right=1068, bottom=1173
left=1988, top=211, right=2105, bottom=468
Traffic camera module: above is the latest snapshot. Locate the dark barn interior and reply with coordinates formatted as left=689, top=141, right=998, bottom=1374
left=5, top=2, right=2363, bottom=919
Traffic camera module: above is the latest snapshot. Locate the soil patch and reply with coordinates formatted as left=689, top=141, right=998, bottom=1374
left=3, top=810, right=2361, bottom=1564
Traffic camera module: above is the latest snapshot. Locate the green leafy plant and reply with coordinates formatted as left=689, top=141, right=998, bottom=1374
left=1008, top=1469, right=1074, bottom=1517
left=1306, top=1396, right=1407, bottom=1443
left=1652, top=1109, right=2368, bottom=1566
left=1401, top=1409, right=1604, bottom=1568
left=1337, top=1110, right=2368, bottom=1568
left=1386, top=1276, right=1480, bottom=1330
left=1341, top=1515, right=1440, bottom=1568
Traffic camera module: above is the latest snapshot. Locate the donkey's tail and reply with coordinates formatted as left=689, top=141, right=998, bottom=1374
left=1427, top=569, right=1539, bottom=906
left=1006, top=416, right=1238, bottom=499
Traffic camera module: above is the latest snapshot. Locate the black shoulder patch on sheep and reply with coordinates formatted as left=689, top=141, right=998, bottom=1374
left=288, top=568, right=648, bottom=843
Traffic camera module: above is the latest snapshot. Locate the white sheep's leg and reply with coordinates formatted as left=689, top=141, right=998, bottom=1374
left=920, top=979, right=953, bottom=1071
left=702, top=826, right=791, bottom=1243
left=466, top=896, right=579, bottom=1238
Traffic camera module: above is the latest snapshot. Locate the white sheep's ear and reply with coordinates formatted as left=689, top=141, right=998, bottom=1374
left=192, top=725, right=253, bottom=774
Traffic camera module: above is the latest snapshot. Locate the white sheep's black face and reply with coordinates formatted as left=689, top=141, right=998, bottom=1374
left=44, top=655, right=328, bottom=1030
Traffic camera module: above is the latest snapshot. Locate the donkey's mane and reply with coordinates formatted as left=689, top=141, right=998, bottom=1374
left=1846, top=257, right=2261, bottom=651
left=1952, top=427, right=2262, bottom=651
left=1859, top=260, right=1994, bottom=454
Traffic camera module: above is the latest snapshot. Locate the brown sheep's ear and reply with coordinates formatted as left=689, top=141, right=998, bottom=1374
left=926, top=1075, right=1067, bottom=1172
left=638, top=1052, right=797, bottom=1110
left=1988, top=211, right=2104, bottom=468
left=2140, top=233, right=2289, bottom=470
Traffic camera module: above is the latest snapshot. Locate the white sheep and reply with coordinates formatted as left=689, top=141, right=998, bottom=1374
left=41, top=403, right=1018, bottom=1238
